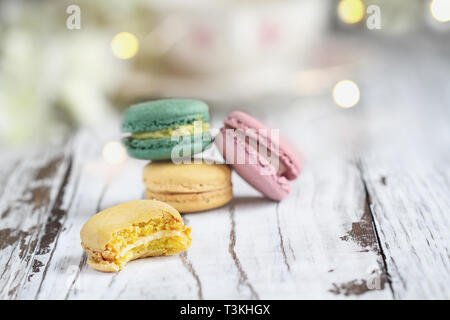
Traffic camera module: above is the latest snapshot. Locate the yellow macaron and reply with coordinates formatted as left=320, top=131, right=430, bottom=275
left=80, top=200, right=191, bottom=272
left=143, top=161, right=232, bottom=213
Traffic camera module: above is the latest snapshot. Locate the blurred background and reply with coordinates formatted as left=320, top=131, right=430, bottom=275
left=0, top=0, right=448, bottom=148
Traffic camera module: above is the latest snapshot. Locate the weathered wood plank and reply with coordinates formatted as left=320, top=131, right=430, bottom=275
left=356, top=48, right=450, bottom=299
left=0, top=143, right=72, bottom=299
left=10, top=111, right=390, bottom=299
left=18, top=133, right=89, bottom=299
left=361, top=157, right=450, bottom=299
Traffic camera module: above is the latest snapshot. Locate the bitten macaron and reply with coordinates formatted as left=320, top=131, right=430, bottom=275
left=122, top=99, right=213, bottom=160
left=215, top=111, right=301, bottom=201
left=143, top=162, right=232, bottom=213
left=80, top=200, right=191, bottom=272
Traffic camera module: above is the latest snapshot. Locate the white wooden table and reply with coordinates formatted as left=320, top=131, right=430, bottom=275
left=1, top=35, right=449, bottom=299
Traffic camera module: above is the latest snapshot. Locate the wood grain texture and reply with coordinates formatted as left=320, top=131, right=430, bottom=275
left=356, top=44, right=450, bottom=299
left=0, top=143, right=72, bottom=299
left=0, top=124, right=391, bottom=299
left=0, top=35, right=449, bottom=299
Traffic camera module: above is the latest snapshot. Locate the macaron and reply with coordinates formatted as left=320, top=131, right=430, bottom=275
left=143, top=161, right=232, bottom=213
left=80, top=200, right=191, bottom=272
left=122, top=99, right=213, bottom=160
left=215, top=111, right=301, bottom=201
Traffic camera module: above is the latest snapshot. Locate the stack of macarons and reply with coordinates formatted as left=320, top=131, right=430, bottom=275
left=122, top=98, right=233, bottom=213
left=80, top=98, right=302, bottom=272
left=122, top=98, right=302, bottom=212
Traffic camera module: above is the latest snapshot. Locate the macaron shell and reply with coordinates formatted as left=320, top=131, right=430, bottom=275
left=224, top=111, right=301, bottom=180
left=122, top=99, right=210, bottom=133
left=145, top=186, right=232, bottom=213
left=143, top=161, right=233, bottom=213
left=86, top=255, right=121, bottom=272
left=215, top=128, right=290, bottom=201
left=80, top=200, right=183, bottom=251
left=143, top=162, right=231, bottom=193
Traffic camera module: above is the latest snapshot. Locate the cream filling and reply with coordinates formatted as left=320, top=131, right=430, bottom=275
left=130, top=122, right=210, bottom=140
left=118, top=230, right=184, bottom=258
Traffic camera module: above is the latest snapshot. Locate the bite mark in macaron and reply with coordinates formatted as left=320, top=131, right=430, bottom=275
left=80, top=200, right=191, bottom=272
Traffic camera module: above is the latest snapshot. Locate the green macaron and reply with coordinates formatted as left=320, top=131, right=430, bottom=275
left=121, top=99, right=213, bottom=160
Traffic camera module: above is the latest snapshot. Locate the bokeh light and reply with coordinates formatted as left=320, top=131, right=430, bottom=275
left=103, top=141, right=127, bottom=165
left=333, top=80, right=360, bottom=108
left=430, top=0, right=450, bottom=22
left=111, top=32, right=139, bottom=59
left=338, top=0, right=365, bottom=24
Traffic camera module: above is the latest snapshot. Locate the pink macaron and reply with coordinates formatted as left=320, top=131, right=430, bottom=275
left=215, top=111, right=302, bottom=201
